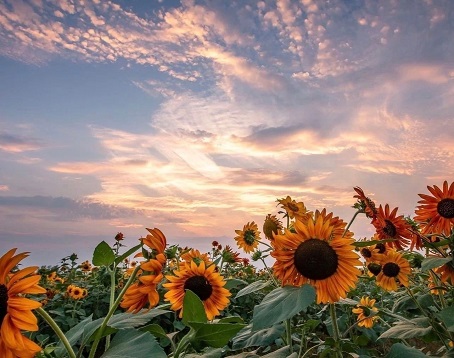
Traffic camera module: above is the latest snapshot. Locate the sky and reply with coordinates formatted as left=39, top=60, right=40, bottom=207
left=0, top=0, right=453, bottom=267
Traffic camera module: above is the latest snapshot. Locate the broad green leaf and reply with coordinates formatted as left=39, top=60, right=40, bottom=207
left=252, top=285, right=315, bottom=331
left=188, top=322, right=246, bottom=348
left=216, top=316, right=244, bottom=324
left=54, top=315, right=93, bottom=357
left=379, top=317, right=432, bottom=340
left=182, top=290, right=207, bottom=325
left=225, top=278, right=248, bottom=290
left=436, top=306, right=454, bottom=331
left=114, top=243, right=143, bottom=265
left=235, top=280, right=271, bottom=299
left=92, top=241, right=115, bottom=266
left=420, top=257, right=452, bottom=272
left=140, top=324, right=171, bottom=346
left=386, top=343, right=428, bottom=357
left=232, top=323, right=285, bottom=350
left=101, top=328, right=166, bottom=358
left=261, top=346, right=292, bottom=357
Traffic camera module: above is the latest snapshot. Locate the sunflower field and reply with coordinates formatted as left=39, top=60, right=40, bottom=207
left=1, top=181, right=453, bottom=357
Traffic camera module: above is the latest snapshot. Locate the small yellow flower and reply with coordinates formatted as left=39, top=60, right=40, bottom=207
left=352, top=296, right=379, bottom=328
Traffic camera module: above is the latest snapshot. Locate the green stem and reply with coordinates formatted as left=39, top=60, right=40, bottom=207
left=259, top=257, right=279, bottom=287
left=329, top=303, right=342, bottom=358
left=105, top=264, right=117, bottom=350
left=343, top=210, right=360, bottom=238
left=88, top=265, right=141, bottom=358
left=286, top=318, right=293, bottom=353
left=36, top=307, right=77, bottom=358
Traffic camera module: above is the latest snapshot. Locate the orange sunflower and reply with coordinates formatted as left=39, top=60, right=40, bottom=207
left=234, top=222, right=260, bottom=253
left=353, top=187, right=378, bottom=220
left=435, top=260, right=454, bottom=284
left=271, top=210, right=361, bottom=304
left=180, top=249, right=212, bottom=270
left=0, top=248, right=46, bottom=357
left=163, top=261, right=231, bottom=320
left=375, top=250, right=411, bottom=291
left=352, top=296, right=379, bottom=328
left=143, top=227, right=167, bottom=255
left=372, top=204, right=414, bottom=251
left=263, top=214, right=283, bottom=240
left=415, top=181, right=454, bottom=236
left=277, top=196, right=312, bottom=221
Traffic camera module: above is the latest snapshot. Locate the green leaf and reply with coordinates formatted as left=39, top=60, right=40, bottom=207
left=188, top=322, right=246, bottom=348
left=54, top=315, right=93, bottom=357
left=216, top=316, right=244, bottom=324
left=379, top=317, right=432, bottom=340
left=353, top=239, right=395, bottom=247
left=140, top=324, right=171, bottom=346
left=92, top=241, right=115, bottom=266
left=386, top=343, right=429, bottom=357
left=101, top=328, right=166, bottom=358
left=261, top=346, right=292, bottom=357
left=235, top=280, right=271, bottom=299
left=252, top=285, right=315, bottom=331
left=436, top=306, right=454, bottom=331
left=114, top=243, right=143, bottom=265
left=225, top=278, right=248, bottom=290
left=420, top=257, right=452, bottom=272
left=182, top=290, right=207, bottom=325
left=232, top=323, right=285, bottom=350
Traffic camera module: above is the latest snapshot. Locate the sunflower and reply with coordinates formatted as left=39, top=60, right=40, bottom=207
left=143, top=228, right=167, bottom=255
left=435, top=261, right=454, bottom=284
left=163, top=260, right=231, bottom=320
left=0, top=248, right=46, bottom=357
left=80, top=260, right=92, bottom=273
left=263, top=214, right=283, bottom=240
left=353, top=187, right=377, bottom=220
left=271, top=210, right=361, bottom=304
left=372, top=204, right=414, bottom=251
left=352, top=296, right=379, bottom=328
left=234, top=222, right=260, bottom=253
left=180, top=249, right=212, bottom=269
left=359, top=238, right=386, bottom=264
left=375, top=250, right=411, bottom=291
left=277, top=196, right=312, bottom=221
left=415, top=181, right=454, bottom=236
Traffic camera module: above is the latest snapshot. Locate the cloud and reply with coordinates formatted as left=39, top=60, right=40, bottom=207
left=0, top=131, right=43, bottom=153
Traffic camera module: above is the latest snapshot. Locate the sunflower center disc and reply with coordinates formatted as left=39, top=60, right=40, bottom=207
left=361, top=248, right=372, bottom=258
left=437, top=198, right=454, bottom=219
left=0, top=284, right=8, bottom=325
left=184, top=275, right=213, bottom=301
left=383, top=220, right=397, bottom=237
left=367, top=263, right=382, bottom=276
left=294, top=239, right=338, bottom=280
left=375, top=243, right=386, bottom=253
left=243, top=229, right=256, bottom=245
left=382, top=262, right=400, bottom=277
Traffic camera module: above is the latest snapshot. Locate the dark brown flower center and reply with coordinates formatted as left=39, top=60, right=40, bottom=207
left=0, top=284, right=8, bottom=325
left=382, top=262, right=400, bottom=277
left=361, top=248, right=372, bottom=258
left=367, top=263, right=382, bottom=276
left=243, top=230, right=256, bottom=245
left=437, top=198, right=454, bottom=219
left=294, top=239, right=338, bottom=280
left=375, top=243, right=386, bottom=253
left=383, top=220, right=397, bottom=238
left=184, top=275, right=213, bottom=301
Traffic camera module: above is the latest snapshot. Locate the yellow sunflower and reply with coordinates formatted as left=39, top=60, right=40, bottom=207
left=263, top=214, right=283, bottom=240
left=375, top=250, right=411, bottom=291
left=415, top=181, right=454, bottom=236
left=80, top=260, right=92, bottom=273
left=0, top=248, right=46, bottom=357
left=234, top=222, right=260, bottom=253
left=372, top=204, right=414, bottom=251
left=277, top=196, right=312, bottom=221
left=163, top=261, right=231, bottom=320
left=352, top=296, right=379, bottom=328
left=271, top=210, right=361, bottom=304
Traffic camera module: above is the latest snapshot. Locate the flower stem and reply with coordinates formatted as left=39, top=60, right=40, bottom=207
left=36, top=307, right=77, bottom=358
left=286, top=318, right=293, bottom=353
left=88, top=265, right=141, bottom=358
left=329, top=303, right=342, bottom=358
left=343, top=210, right=360, bottom=238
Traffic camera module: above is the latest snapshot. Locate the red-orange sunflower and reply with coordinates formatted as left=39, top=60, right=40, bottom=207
left=0, top=248, right=46, bottom=357
left=353, top=187, right=378, bottom=220
left=373, top=204, right=414, bottom=251
left=415, top=181, right=454, bottom=236
left=271, top=210, right=361, bottom=304
left=143, top=227, right=167, bottom=255
left=163, top=261, right=231, bottom=320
